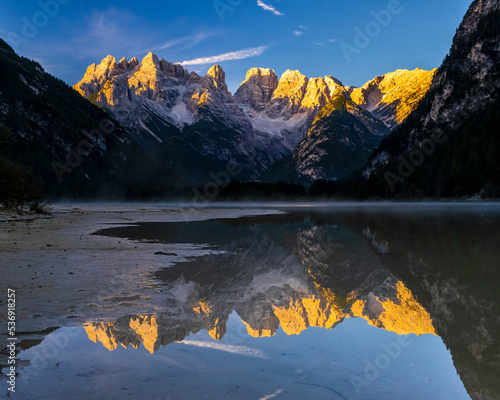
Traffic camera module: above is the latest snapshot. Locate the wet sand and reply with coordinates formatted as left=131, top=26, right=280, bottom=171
left=0, top=205, right=281, bottom=335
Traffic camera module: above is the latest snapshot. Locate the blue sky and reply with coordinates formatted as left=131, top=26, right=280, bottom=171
left=0, top=0, right=471, bottom=93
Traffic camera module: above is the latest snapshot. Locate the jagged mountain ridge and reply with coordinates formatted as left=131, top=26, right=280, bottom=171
left=75, top=53, right=275, bottom=182
left=75, top=55, right=436, bottom=183
left=233, top=68, right=345, bottom=149
left=75, top=54, right=315, bottom=181
left=261, top=68, right=437, bottom=183
left=351, top=0, right=500, bottom=198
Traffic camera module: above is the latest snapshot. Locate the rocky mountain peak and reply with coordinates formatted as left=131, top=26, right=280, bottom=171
left=207, top=64, right=225, bottom=84
left=245, top=67, right=277, bottom=81
left=115, top=57, right=139, bottom=72
left=158, top=59, right=186, bottom=79
left=129, top=57, right=140, bottom=70
left=233, top=67, right=278, bottom=111
left=73, top=49, right=439, bottom=184
left=75, top=54, right=122, bottom=97
left=324, top=76, right=343, bottom=93
left=357, top=0, right=500, bottom=197
left=118, top=57, right=128, bottom=70
left=101, top=55, right=117, bottom=68
left=140, top=52, right=161, bottom=77
left=267, top=70, right=309, bottom=117
left=204, top=64, right=228, bottom=93
left=273, top=70, right=309, bottom=98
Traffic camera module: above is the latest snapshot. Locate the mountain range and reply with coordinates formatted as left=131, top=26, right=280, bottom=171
left=0, top=0, right=498, bottom=199
left=73, top=55, right=435, bottom=184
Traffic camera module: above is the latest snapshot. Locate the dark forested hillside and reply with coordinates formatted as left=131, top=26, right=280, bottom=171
left=341, top=0, right=500, bottom=199
left=0, top=38, right=175, bottom=200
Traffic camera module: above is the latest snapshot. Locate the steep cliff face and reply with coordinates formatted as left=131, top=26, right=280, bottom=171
left=258, top=68, right=436, bottom=183
left=267, top=70, right=310, bottom=117
left=74, top=53, right=244, bottom=135
left=354, top=0, right=500, bottom=198
left=413, top=0, right=499, bottom=141
left=235, top=69, right=344, bottom=118
left=348, top=68, right=437, bottom=129
left=75, top=58, right=350, bottom=176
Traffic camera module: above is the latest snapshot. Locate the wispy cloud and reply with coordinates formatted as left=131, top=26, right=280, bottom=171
left=182, top=340, right=267, bottom=358
left=16, top=7, right=223, bottom=85
left=293, top=25, right=308, bottom=37
left=329, top=38, right=341, bottom=42
left=39, top=8, right=218, bottom=61
left=180, top=45, right=269, bottom=66
left=144, top=31, right=220, bottom=53
left=313, top=41, right=325, bottom=46
left=257, top=0, right=284, bottom=16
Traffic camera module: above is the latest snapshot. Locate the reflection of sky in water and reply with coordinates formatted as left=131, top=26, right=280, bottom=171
left=5, top=316, right=470, bottom=400
left=2, top=206, right=499, bottom=399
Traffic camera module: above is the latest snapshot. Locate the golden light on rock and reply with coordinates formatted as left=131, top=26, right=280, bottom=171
left=84, top=279, right=435, bottom=352
left=349, top=68, right=437, bottom=128
left=242, top=320, right=275, bottom=338
left=208, top=318, right=227, bottom=341
left=85, top=323, right=119, bottom=352
left=129, top=315, right=159, bottom=354
left=348, top=281, right=437, bottom=336
left=193, top=300, right=212, bottom=315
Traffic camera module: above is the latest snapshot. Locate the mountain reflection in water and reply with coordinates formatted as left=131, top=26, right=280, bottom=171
left=84, top=226, right=436, bottom=353
left=86, top=206, right=499, bottom=400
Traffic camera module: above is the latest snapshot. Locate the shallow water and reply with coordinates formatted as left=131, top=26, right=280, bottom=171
left=2, top=204, right=500, bottom=400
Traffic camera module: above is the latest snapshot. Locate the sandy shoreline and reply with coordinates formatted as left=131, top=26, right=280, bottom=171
left=0, top=205, right=282, bottom=337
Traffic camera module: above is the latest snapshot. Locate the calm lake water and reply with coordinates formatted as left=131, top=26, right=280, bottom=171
left=2, top=204, right=500, bottom=400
